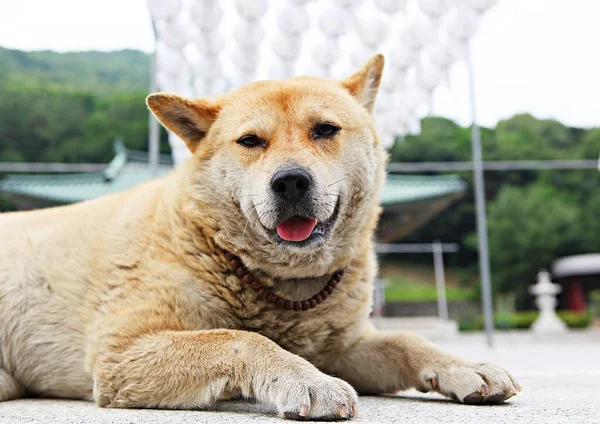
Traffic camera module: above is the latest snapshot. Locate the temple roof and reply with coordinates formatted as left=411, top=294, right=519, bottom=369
left=0, top=141, right=466, bottom=208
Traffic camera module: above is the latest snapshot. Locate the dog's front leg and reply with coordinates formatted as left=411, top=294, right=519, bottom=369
left=323, top=329, right=521, bottom=404
left=91, top=328, right=357, bottom=420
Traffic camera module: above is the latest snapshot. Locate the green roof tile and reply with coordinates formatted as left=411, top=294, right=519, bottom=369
left=1, top=144, right=465, bottom=206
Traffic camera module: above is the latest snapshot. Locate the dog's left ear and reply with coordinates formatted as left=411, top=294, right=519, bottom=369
left=146, top=93, right=221, bottom=153
left=341, top=54, right=384, bottom=114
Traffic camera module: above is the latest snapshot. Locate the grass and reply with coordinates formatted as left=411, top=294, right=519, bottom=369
left=459, top=311, right=592, bottom=331
left=384, top=276, right=473, bottom=302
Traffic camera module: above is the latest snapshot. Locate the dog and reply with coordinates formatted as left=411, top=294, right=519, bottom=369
left=0, top=55, right=520, bottom=420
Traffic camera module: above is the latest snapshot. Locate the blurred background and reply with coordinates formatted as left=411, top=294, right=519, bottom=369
left=1, top=0, right=599, bottom=342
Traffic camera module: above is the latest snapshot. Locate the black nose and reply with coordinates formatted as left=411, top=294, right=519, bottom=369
left=270, top=168, right=312, bottom=206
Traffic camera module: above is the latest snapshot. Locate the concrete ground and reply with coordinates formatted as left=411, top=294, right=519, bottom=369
left=1, top=330, right=599, bottom=424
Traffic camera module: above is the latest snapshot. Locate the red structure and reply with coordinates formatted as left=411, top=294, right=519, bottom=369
left=565, top=278, right=586, bottom=312
left=553, top=254, right=600, bottom=312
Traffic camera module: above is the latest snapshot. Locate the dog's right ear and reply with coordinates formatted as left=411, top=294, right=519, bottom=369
left=146, top=93, right=220, bottom=153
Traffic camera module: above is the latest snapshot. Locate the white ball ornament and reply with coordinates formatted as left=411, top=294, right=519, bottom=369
left=334, top=0, right=364, bottom=9
left=401, top=18, right=437, bottom=51
left=417, top=0, right=451, bottom=20
left=277, top=3, right=309, bottom=35
left=304, top=63, right=331, bottom=78
left=374, top=0, right=407, bottom=15
left=355, top=15, right=390, bottom=48
left=381, top=68, right=407, bottom=92
left=232, top=47, right=260, bottom=73
left=311, top=37, right=341, bottom=68
left=196, top=58, right=223, bottom=81
left=156, top=43, right=187, bottom=76
left=234, top=20, right=265, bottom=48
left=350, top=42, right=373, bottom=68
left=318, top=6, right=352, bottom=38
left=460, top=0, right=498, bottom=15
left=159, top=18, right=191, bottom=49
left=389, top=42, right=417, bottom=71
left=416, top=65, right=443, bottom=92
left=273, top=35, right=302, bottom=61
left=190, top=1, right=223, bottom=31
left=148, top=0, right=183, bottom=22
left=424, top=42, right=455, bottom=70
left=194, top=31, right=225, bottom=56
left=445, top=7, right=479, bottom=42
left=235, top=0, right=268, bottom=21
left=269, top=61, right=295, bottom=79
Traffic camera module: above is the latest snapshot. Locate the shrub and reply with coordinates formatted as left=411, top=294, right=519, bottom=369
left=458, top=311, right=591, bottom=331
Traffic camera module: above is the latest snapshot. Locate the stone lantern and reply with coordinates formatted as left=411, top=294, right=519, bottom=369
left=529, top=269, right=567, bottom=334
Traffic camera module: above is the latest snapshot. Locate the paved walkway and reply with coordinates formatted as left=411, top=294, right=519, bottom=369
left=1, top=331, right=599, bottom=423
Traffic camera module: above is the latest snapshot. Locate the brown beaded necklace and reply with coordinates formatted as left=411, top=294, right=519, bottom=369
left=223, top=250, right=345, bottom=311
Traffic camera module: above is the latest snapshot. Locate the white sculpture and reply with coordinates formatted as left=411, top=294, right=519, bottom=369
left=146, top=0, right=499, bottom=164
left=529, top=270, right=567, bottom=334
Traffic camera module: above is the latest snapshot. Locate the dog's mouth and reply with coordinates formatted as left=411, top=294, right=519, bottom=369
left=276, top=217, right=318, bottom=242
left=266, top=199, right=340, bottom=248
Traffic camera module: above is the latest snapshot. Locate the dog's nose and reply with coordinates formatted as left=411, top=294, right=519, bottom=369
left=270, top=168, right=312, bottom=206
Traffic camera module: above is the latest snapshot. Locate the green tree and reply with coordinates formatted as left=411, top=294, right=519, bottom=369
left=475, top=183, right=582, bottom=306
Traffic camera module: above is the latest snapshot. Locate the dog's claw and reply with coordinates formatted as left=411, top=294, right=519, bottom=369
left=428, top=375, right=438, bottom=391
left=484, top=393, right=508, bottom=404
left=463, top=392, right=483, bottom=405
left=338, top=407, right=348, bottom=418
left=299, top=404, right=309, bottom=417
left=351, top=403, right=358, bottom=418
left=481, top=384, right=490, bottom=396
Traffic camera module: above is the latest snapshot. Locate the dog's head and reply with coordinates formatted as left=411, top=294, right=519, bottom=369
left=148, top=55, right=387, bottom=279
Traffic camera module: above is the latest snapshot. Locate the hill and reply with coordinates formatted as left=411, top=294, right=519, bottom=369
left=0, top=46, right=150, bottom=92
left=0, top=46, right=160, bottom=164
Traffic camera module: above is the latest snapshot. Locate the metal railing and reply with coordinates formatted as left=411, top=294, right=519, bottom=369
left=387, top=159, right=600, bottom=173
left=0, top=163, right=106, bottom=173
left=374, top=241, right=460, bottom=320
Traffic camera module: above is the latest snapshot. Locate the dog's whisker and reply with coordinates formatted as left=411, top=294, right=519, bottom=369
left=242, top=201, right=265, bottom=251
left=327, top=177, right=350, bottom=188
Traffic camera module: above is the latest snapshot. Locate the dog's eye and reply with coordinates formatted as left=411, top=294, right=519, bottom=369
left=236, top=134, right=265, bottom=148
left=313, top=123, right=340, bottom=140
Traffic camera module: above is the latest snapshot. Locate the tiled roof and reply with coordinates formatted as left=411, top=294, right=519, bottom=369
left=0, top=142, right=466, bottom=206
left=381, top=174, right=466, bottom=206
left=0, top=142, right=172, bottom=204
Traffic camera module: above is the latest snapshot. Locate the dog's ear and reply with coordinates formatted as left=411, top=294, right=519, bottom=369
left=146, top=93, right=220, bottom=153
left=341, top=54, right=384, bottom=114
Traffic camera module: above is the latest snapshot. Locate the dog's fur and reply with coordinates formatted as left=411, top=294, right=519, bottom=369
left=0, top=55, right=520, bottom=419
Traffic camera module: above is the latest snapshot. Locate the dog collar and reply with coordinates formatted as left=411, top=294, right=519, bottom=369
left=222, top=251, right=345, bottom=311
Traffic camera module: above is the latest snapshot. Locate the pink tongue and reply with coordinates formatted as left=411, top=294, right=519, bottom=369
left=276, top=217, right=318, bottom=242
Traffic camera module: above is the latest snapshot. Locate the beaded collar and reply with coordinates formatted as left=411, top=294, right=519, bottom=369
left=223, top=250, right=345, bottom=311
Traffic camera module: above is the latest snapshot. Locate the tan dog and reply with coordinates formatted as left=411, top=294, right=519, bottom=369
left=0, top=55, right=520, bottom=420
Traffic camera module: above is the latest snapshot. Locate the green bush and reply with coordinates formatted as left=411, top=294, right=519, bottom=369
left=384, top=277, right=473, bottom=302
left=589, top=291, right=600, bottom=318
left=557, top=311, right=592, bottom=328
left=458, top=311, right=591, bottom=331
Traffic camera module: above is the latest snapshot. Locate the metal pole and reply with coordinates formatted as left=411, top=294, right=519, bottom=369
left=466, top=48, right=495, bottom=347
left=148, top=19, right=160, bottom=177
left=433, top=241, right=449, bottom=321
left=387, top=159, right=600, bottom=173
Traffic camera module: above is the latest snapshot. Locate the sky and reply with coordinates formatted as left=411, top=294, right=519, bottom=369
left=1, top=0, right=599, bottom=129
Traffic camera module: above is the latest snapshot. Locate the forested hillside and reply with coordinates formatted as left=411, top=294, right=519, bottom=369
left=0, top=46, right=164, bottom=163
left=0, top=47, right=150, bottom=92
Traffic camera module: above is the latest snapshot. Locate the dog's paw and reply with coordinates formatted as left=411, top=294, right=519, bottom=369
left=418, top=362, right=522, bottom=405
left=269, top=371, right=358, bottom=421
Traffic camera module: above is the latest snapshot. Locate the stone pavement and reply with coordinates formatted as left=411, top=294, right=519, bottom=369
left=1, top=330, right=599, bottom=424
